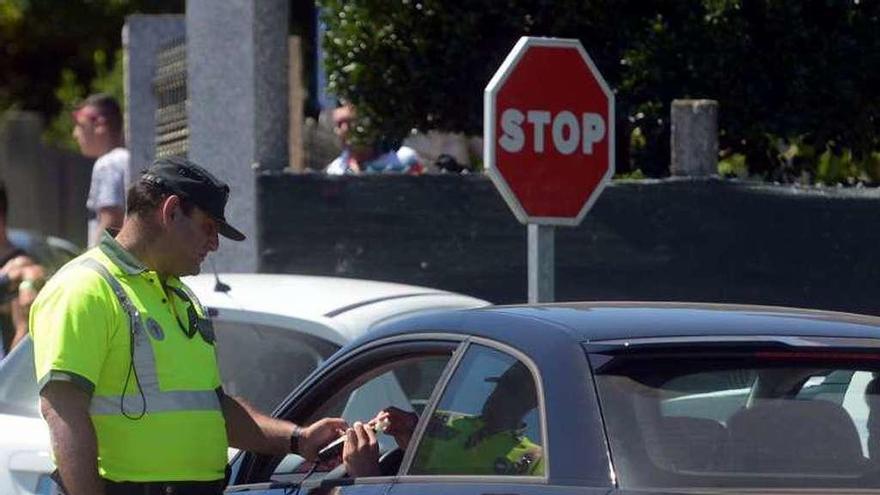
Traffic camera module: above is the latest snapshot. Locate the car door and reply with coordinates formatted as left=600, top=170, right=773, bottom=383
left=389, top=339, right=604, bottom=495
left=225, top=335, right=465, bottom=495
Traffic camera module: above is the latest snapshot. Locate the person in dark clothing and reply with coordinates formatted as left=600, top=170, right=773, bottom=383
left=0, top=180, right=45, bottom=357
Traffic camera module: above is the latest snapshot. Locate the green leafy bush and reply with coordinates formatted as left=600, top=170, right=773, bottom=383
left=44, top=49, right=124, bottom=149
left=0, top=0, right=182, bottom=146
left=318, top=0, right=880, bottom=183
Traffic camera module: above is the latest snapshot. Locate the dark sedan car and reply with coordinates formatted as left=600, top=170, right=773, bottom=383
left=225, top=302, right=880, bottom=494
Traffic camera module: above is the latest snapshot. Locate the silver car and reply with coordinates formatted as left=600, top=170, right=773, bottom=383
left=0, top=272, right=487, bottom=494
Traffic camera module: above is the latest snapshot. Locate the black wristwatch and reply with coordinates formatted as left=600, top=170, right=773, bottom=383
left=289, top=425, right=303, bottom=454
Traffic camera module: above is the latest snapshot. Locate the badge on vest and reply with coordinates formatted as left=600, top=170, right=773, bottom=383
left=145, top=318, right=165, bottom=341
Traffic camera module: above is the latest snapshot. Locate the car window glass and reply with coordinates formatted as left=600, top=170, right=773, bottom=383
left=409, top=344, right=545, bottom=476
left=0, top=337, right=39, bottom=417
left=661, top=369, right=757, bottom=422
left=592, top=350, right=880, bottom=489
left=213, top=320, right=339, bottom=413
left=274, top=354, right=452, bottom=477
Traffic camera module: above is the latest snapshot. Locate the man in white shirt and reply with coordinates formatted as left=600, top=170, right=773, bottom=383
left=72, top=94, right=131, bottom=247
left=324, top=103, right=422, bottom=175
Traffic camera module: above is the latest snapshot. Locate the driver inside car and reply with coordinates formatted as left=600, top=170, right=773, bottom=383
left=342, top=362, right=544, bottom=477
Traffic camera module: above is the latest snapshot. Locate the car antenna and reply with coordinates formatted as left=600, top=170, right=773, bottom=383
left=209, top=258, right=231, bottom=293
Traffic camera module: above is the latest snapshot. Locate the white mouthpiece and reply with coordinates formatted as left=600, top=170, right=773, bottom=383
left=374, top=417, right=391, bottom=433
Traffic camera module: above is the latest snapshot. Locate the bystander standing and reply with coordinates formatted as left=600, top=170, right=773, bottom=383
left=72, top=93, right=131, bottom=247
left=325, top=103, right=423, bottom=175
left=0, top=180, right=45, bottom=358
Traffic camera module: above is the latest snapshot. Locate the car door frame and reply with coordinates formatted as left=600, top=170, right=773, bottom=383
left=227, top=333, right=469, bottom=489
left=394, top=336, right=551, bottom=486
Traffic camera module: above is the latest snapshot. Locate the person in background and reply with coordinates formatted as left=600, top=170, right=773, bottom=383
left=0, top=180, right=45, bottom=358
left=324, top=103, right=423, bottom=175
left=72, top=93, right=131, bottom=247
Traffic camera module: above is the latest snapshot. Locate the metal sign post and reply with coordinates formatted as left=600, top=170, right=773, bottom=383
left=528, top=224, right=554, bottom=303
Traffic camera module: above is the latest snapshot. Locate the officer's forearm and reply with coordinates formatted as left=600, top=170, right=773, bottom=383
left=221, top=394, right=294, bottom=455
left=40, top=382, right=105, bottom=495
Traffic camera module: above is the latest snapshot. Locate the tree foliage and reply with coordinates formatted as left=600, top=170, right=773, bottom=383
left=318, top=0, right=880, bottom=181
left=0, top=0, right=182, bottom=145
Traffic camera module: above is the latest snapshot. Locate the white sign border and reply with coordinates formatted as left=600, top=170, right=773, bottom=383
left=484, top=36, right=616, bottom=227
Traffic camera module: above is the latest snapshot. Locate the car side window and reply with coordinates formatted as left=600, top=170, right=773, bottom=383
left=213, top=320, right=339, bottom=413
left=593, top=352, right=880, bottom=489
left=274, top=353, right=453, bottom=477
left=408, top=344, right=545, bottom=476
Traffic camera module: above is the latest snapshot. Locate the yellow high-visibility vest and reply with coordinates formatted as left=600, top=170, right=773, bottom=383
left=30, top=233, right=227, bottom=482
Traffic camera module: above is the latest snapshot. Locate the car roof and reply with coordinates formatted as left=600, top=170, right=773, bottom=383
left=368, top=301, right=880, bottom=344
left=183, top=273, right=489, bottom=343
left=7, top=228, right=81, bottom=272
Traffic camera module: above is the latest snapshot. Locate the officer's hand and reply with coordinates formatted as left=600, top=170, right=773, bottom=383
left=299, top=417, right=348, bottom=461
left=343, top=421, right=380, bottom=477
left=370, top=406, right=418, bottom=450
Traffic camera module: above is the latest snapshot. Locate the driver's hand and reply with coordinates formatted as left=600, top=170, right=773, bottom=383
left=298, top=417, right=348, bottom=461
left=370, top=406, right=418, bottom=450
left=343, top=421, right=380, bottom=477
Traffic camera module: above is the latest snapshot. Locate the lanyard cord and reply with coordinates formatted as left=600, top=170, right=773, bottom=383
left=120, top=321, right=147, bottom=420
left=76, top=258, right=148, bottom=420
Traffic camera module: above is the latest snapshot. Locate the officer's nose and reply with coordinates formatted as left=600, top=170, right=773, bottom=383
left=205, top=220, right=219, bottom=252
left=208, top=228, right=219, bottom=252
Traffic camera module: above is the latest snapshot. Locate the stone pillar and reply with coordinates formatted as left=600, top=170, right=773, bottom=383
left=670, top=99, right=718, bottom=177
left=289, top=36, right=305, bottom=172
left=123, top=15, right=186, bottom=176
left=187, top=0, right=289, bottom=272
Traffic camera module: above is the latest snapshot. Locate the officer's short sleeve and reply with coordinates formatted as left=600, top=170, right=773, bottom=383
left=30, top=268, right=117, bottom=395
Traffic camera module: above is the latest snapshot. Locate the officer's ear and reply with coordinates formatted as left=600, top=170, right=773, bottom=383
left=158, top=194, right=184, bottom=227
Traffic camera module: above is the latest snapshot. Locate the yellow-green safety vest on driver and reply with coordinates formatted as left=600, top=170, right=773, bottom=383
left=413, top=413, right=544, bottom=476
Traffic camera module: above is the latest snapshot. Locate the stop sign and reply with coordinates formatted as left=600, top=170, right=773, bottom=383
left=484, top=37, right=615, bottom=226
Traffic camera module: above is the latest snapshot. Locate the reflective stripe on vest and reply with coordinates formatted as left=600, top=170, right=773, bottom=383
left=78, top=258, right=221, bottom=416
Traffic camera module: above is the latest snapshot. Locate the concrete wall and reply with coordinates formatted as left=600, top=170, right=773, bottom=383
left=0, top=112, right=92, bottom=247
left=259, top=173, right=880, bottom=315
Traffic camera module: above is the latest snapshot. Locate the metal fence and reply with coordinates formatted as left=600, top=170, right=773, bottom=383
left=153, top=38, right=188, bottom=159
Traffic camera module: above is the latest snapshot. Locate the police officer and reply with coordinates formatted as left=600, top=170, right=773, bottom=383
left=31, top=157, right=346, bottom=495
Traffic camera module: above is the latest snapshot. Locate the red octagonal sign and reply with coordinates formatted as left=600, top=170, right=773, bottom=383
left=485, top=37, right=615, bottom=226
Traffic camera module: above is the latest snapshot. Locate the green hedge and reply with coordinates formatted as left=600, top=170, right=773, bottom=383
left=319, top=0, right=880, bottom=182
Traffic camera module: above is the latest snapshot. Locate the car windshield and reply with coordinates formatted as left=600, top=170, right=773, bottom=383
left=0, top=337, right=39, bottom=417
left=590, top=346, right=880, bottom=489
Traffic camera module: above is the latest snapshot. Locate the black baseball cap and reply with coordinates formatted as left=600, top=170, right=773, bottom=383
left=141, top=156, right=246, bottom=241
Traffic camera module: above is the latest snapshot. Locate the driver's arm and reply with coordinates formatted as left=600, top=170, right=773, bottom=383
left=342, top=422, right=380, bottom=477
left=369, top=406, right=418, bottom=449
